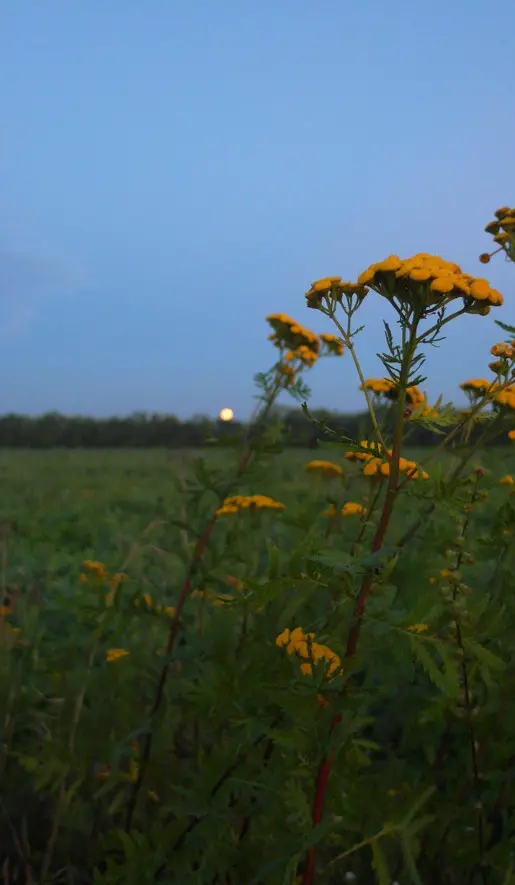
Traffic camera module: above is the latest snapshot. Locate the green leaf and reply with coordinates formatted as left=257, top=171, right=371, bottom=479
left=400, top=831, right=424, bottom=885
left=371, top=839, right=391, bottom=885
left=462, top=637, right=506, bottom=671
left=495, top=319, right=515, bottom=335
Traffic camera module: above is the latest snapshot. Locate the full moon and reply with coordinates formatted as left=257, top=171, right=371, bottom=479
left=219, top=407, right=234, bottom=422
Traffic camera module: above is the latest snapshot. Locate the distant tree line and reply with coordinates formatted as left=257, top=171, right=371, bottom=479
left=0, top=406, right=501, bottom=449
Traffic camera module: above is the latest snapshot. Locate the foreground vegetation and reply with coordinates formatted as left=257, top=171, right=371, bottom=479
left=2, top=208, right=515, bottom=885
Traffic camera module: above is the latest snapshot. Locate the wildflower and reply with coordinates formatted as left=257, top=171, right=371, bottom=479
left=276, top=626, right=342, bottom=680
left=345, top=440, right=384, bottom=461
left=341, top=502, right=366, bottom=517
left=508, top=430, right=515, bottom=441
left=460, top=379, right=497, bottom=396
left=216, top=494, right=286, bottom=516
left=319, top=332, right=345, bottom=356
left=362, top=456, right=428, bottom=481
left=495, top=386, right=515, bottom=410
left=81, top=560, right=109, bottom=582
left=361, top=377, right=396, bottom=397
left=266, top=313, right=319, bottom=355
left=408, top=623, right=429, bottom=634
left=357, top=253, right=503, bottom=313
left=304, top=460, right=343, bottom=477
left=500, top=475, right=514, bottom=486
left=106, top=648, right=130, bottom=663
left=305, top=277, right=368, bottom=309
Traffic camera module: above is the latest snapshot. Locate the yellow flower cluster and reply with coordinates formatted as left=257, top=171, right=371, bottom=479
left=356, top=253, right=503, bottom=314
left=460, top=378, right=497, bottom=396
left=81, top=560, right=109, bottom=582
left=344, top=441, right=428, bottom=479
left=494, top=385, right=515, bottom=410
left=216, top=494, right=286, bottom=516
left=462, top=377, right=515, bottom=411
left=106, top=648, right=129, bottom=663
left=344, top=440, right=383, bottom=461
left=319, top=332, right=345, bottom=356
left=488, top=342, right=515, bottom=375
left=481, top=207, right=515, bottom=264
left=361, top=377, right=395, bottom=396
left=305, top=277, right=369, bottom=310
left=276, top=626, right=342, bottom=679
left=267, top=313, right=320, bottom=358
left=360, top=379, right=436, bottom=416
left=363, top=456, right=429, bottom=480
left=324, top=502, right=366, bottom=517
left=80, top=560, right=126, bottom=594
left=304, top=460, right=343, bottom=477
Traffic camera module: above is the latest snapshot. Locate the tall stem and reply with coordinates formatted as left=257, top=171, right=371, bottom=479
left=302, top=318, right=420, bottom=885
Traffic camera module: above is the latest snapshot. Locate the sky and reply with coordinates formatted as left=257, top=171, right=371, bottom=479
left=1, top=0, right=515, bottom=420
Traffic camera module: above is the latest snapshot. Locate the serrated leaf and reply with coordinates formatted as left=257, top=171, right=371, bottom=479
left=462, top=637, right=506, bottom=671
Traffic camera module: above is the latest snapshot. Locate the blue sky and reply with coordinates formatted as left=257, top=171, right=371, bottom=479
left=1, top=0, right=514, bottom=419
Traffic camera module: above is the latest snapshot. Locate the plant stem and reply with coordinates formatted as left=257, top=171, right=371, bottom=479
left=302, top=318, right=420, bottom=885
left=328, top=311, right=387, bottom=451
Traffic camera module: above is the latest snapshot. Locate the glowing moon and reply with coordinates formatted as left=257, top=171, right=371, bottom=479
left=219, top=407, right=234, bottom=422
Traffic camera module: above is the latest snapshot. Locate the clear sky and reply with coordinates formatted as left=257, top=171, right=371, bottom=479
left=1, top=0, right=514, bottom=419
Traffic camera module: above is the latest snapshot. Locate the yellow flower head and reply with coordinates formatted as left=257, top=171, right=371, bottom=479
left=361, top=377, right=396, bottom=397
left=276, top=626, right=342, bottom=680
left=216, top=494, right=286, bottom=516
left=345, top=440, right=384, bottom=461
left=81, top=560, right=109, bottom=582
left=319, top=333, right=345, bottom=356
left=357, top=253, right=503, bottom=313
left=106, top=648, right=130, bottom=663
left=508, top=430, right=515, bottom=441
left=500, top=475, right=514, bottom=486
left=341, top=502, right=366, bottom=517
left=305, top=277, right=368, bottom=309
left=460, top=378, right=497, bottom=397
left=304, top=460, right=343, bottom=477
left=266, top=314, right=319, bottom=355
left=408, top=623, right=429, bottom=634
left=491, top=342, right=514, bottom=358
left=362, top=456, right=428, bottom=481
left=495, top=386, right=515, bottom=410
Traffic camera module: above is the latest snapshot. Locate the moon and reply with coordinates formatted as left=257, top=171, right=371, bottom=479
left=219, top=407, right=234, bottom=422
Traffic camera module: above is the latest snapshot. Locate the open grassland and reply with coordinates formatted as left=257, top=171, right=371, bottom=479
left=2, top=444, right=515, bottom=884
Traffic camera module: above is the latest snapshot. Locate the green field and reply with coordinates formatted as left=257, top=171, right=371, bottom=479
left=0, top=446, right=513, bottom=573
left=2, top=446, right=515, bottom=884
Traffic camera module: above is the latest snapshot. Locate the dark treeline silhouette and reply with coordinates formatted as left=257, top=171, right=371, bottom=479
left=0, top=406, right=499, bottom=450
